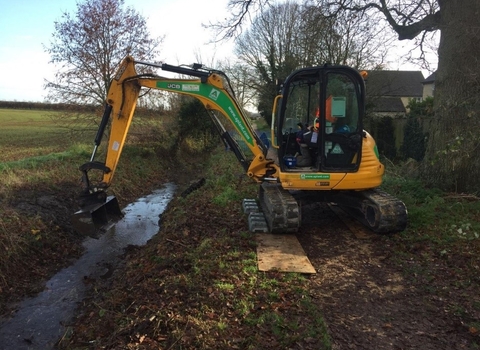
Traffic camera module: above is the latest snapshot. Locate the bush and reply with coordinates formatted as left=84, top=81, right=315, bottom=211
left=371, top=116, right=397, bottom=160
left=400, top=115, right=426, bottom=161
left=399, top=98, right=432, bottom=161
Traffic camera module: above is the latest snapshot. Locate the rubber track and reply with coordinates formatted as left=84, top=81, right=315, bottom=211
left=258, top=183, right=300, bottom=233
left=342, top=189, right=408, bottom=233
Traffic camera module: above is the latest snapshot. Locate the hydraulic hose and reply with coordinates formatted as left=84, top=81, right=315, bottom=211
left=90, top=104, right=112, bottom=162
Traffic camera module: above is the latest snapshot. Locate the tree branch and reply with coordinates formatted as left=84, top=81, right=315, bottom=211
left=331, top=0, right=441, bottom=40
left=206, top=0, right=270, bottom=42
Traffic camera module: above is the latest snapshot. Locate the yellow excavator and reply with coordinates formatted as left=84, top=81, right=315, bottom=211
left=72, top=56, right=407, bottom=236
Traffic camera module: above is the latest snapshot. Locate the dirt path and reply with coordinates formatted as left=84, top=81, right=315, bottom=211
left=298, top=202, right=476, bottom=349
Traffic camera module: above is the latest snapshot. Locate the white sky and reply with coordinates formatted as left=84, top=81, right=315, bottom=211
left=0, top=0, right=436, bottom=102
left=0, top=0, right=234, bottom=102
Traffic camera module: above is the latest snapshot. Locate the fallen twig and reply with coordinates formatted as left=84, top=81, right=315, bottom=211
left=166, top=238, right=187, bottom=247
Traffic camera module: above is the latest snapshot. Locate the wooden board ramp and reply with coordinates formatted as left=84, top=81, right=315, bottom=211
left=256, top=233, right=316, bottom=274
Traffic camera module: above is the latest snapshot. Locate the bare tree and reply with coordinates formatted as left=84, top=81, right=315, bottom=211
left=218, top=59, right=258, bottom=111
left=209, top=0, right=269, bottom=40
left=233, top=1, right=392, bottom=118
left=325, top=0, right=480, bottom=193
left=44, top=0, right=163, bottom=106
left=298, top=3, right=392, bottom=68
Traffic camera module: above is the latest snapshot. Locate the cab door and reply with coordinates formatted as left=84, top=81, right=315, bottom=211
left=276, top=66, right=365, bottom=173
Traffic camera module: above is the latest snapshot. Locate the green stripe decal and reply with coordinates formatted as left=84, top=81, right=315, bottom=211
left=156, top=81, right=253, bottom=146
left=373, top=144, right=380, bottom=159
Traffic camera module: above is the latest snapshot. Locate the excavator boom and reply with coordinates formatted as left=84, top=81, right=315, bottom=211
left=72, top=56, right=276, bottom=236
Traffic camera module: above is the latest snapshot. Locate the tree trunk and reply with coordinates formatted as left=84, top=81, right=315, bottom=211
left=422, top=0, right=480, bottom=193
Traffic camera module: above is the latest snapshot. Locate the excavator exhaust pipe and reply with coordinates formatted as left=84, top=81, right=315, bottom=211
left=72, top=195, right=123, bottom=238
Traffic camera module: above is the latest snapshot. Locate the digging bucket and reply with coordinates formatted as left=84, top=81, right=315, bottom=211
left=72, top=196, right=123, bottom=238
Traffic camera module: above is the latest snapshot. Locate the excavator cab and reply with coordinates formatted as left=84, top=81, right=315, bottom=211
left=272, top=66, right=365, bottom=174
left=263, top=66, right=406, bottom=233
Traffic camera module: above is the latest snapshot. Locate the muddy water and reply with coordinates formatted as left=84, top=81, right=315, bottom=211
left=0, top=183, right=176, bottom=350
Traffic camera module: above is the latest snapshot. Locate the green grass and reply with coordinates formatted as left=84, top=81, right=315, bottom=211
left=0, top=108, right=97, bottom=162
left=0, top=146, right=91, bottom=172
left=382, top=171, right=480, bottom=244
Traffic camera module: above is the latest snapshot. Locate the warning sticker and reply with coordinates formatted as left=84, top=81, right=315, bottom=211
left=331, top=143, right=344, bottom=154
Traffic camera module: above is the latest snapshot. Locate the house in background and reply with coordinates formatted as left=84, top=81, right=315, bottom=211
left=363, top=70, right=427, bottom=155
left=364, top=70, right=425, bottom=117
left=422, top=72, right=436, bottom=99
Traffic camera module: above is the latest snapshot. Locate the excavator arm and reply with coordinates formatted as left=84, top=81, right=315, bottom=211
left=73, top=56, right=277, bottom=236
left=86, top=56, right=275, bottom=190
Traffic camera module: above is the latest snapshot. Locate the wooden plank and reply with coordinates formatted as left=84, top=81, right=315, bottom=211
left=256, top=233, right=316, bottom=274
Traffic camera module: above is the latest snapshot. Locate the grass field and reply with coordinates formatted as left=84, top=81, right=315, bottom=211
left=0, top=108, right=97, bottom=162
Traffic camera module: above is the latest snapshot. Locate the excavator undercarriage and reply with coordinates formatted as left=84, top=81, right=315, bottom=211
left=257, top=183, right=407, bottom=234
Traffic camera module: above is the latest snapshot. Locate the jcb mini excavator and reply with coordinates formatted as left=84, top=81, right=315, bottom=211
left=72, top=56, right=407, bottom=236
